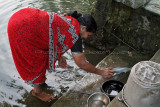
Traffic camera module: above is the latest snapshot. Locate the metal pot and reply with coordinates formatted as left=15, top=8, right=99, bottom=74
left=101, top=80, right=124, bottom=100
left=87, top=92, right=110, bottom=107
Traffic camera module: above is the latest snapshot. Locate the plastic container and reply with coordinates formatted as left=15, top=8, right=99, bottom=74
left=122, top=61, right=160, bottom=107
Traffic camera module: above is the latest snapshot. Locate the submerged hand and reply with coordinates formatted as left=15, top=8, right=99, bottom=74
left=58, top=56, right=68, bottom=69
left=100, top=67, right=114, bottom=78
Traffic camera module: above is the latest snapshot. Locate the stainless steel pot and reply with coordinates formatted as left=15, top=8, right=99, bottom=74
left=87, top=92, right=110, bottom=107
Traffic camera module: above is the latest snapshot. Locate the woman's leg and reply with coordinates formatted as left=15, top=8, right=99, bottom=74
left=32, top=85, right=55, bottom=102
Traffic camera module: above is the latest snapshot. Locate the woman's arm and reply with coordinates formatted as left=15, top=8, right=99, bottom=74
left=72, top=53, right=114, bottom=78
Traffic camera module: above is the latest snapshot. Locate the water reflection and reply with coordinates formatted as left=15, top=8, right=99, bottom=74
left=0, top=0, right=102, bottom=106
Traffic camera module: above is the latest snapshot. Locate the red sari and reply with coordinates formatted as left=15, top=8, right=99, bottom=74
left=7, top=8, right=80, bottom=86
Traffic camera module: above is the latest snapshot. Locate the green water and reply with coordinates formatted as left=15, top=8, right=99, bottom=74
left=0, top=0, right=107, bottom=107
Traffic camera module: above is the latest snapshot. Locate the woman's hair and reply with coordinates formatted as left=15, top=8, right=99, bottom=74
left=67, top=11, right=97, bottom=33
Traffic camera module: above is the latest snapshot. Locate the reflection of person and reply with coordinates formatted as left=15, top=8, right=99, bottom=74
left=7, top=8, right=114, bottom=102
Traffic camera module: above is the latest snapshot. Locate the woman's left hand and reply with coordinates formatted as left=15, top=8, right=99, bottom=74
left=58, top=56, right=68, bottom=69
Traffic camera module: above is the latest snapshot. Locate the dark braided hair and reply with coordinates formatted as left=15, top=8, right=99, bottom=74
left=67, top=11, right=97, bottom=33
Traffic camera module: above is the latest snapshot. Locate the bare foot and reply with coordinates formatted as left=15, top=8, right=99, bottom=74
left=32, top=90, right=55, bottom=102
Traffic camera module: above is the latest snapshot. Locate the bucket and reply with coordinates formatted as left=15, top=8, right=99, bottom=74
left=121, top=61, right=160, bottom=107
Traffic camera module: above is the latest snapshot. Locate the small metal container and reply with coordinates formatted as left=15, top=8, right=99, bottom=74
left=87, top=92, right=110, bottom=107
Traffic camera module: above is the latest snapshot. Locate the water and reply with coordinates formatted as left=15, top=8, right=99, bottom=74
left=113, top=67, right=131, bottom=73
left=0, top=0, right=107, bottom=106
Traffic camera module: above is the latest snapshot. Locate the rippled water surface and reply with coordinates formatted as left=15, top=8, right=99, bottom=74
left=0, top=0, right=106, bottom=106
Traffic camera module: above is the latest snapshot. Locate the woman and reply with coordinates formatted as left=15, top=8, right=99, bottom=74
left=7, top=8, right=114, bottom=102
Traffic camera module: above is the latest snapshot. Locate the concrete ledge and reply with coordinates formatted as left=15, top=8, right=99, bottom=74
left=113, top=0, right=160, bottom=15
left=114, top=0, right=151, bottom=9
left=144, top=0, right=160, bottom=15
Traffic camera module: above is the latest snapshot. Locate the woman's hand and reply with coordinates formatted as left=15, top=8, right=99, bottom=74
left=58, top=56, right=68, bottom=69
left=98, top=67, right=114, bottom=78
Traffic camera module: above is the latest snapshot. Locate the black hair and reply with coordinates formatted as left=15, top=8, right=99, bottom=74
left=67, top=11, right=97, bottom=33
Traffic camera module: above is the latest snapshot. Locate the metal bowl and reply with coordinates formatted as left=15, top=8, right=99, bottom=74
left=87, top=92, right=110, bottom=107
left=101, top=80, right=124, bottom=101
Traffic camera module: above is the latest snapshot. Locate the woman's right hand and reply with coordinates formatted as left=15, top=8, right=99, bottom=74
left=98, top=67, right=114, bottom=78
